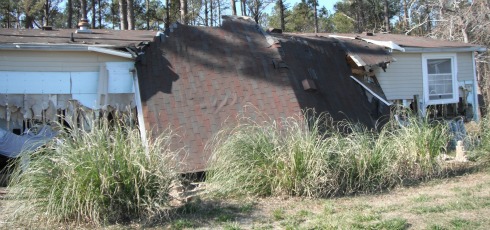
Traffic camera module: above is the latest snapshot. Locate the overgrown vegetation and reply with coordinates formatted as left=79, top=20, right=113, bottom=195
left=206, top=113, right=449, bottom=198
left=4, top=107, right=490, bottom=228
left=3, top=116, right=178, bottom=227
left=473, top=113, right=490, bottom=165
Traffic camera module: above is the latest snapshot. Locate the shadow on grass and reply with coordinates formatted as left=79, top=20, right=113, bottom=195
left=144, top=163, right=484, bottom=228
left=143, top=197, right=257, bottom=229
left=324, top=162, right=485, bottom=201
left=400, top=162, right=483, bottom=188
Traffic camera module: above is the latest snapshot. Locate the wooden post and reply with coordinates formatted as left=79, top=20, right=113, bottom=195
left=413, top=94, right=419, bottom=115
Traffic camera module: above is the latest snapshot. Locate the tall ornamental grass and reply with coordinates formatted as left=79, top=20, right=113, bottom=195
left=206, top=113, right=449, bottom=198
left=474, top=109, right=490, bottom=165
left=5, top=117, right=177, bottom=226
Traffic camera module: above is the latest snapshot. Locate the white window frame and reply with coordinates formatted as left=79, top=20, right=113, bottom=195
left=422, top=53, right=458, bottom=105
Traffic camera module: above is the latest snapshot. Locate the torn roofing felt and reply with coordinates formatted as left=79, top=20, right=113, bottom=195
left=135, top=17, right=391, bottom=172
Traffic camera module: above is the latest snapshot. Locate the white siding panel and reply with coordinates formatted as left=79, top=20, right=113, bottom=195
left=106, top=62, right=134, bottom=93
left=0, top=51, right=129, bottom=72
left=376, top=52, right=476, bottom=101
left=0, top=72, right=70, bottom=94
left=71, top=72, right=99, bottom=94
left=457, top=52, right=475, bottom=81
left=376, top=53, right=423, bottom=100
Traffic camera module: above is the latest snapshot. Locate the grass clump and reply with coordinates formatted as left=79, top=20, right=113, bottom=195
left=5, top=116, right=178, bottom=226
left=206, top=112, right=449, bottom=198
left=472, top=110, right=490, bottom=165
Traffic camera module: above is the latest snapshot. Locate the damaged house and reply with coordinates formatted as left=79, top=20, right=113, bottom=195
left=324, top=33, right=486, bottom=121
left=0, top=16, right=486, bottom=172
left=0, top=27, right=155, bottom=165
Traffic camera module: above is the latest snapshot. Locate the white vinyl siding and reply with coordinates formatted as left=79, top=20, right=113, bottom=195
left=0, top=50, right=129, bottom=72
left=375, top=53, right=423, bottom=100
left=457, top=52, right=475, bottom=81
left=375, top=52, right=476, bottom=102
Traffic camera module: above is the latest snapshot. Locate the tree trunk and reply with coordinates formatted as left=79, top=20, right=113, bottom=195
left=91, top=0, right=96, bottom=28
left=384, top=0, right=389, bottom=32
left=241, top=0, right=246, bottom=16
left=231, top=0, right=236, bottom=15
left=426, top=3, right=431, bottom=33
left=44, top=0, right=50, bottom=26
left=81, top=0, right=87, bottom=20
left=98, top=0, right=102, bottom=28
left=279, top=0, right=284, bottom=31
left=403, top=0, right=409, bottom=31
left=204, top=0, right=208, bottom=26
left=146, top=0, right=150, bottom=29
left=119, top=0, right=128, bottom=29
left=356, top=0, right=364, bottom=33
left=253, top=0, right=259, bottom=23
left=6, top=3, right=10, bottom=28
left=218, top=0, right=221, bottom=26
left=180, top=0, right=188, bottom=24
left=165, top=0, right=170, bottom=29
left=127, top=0, right=135, bottom=30
left=76, top=3, right=81, bottom=25
left=462, top=26, right=469, bottom=43
left=314, top=0, right=318, bottom=33
left=210, top=0, right=214, bottom=26
left=184, top=0, right=188, bottom=24
left=111, top=1, right=116, bottom=29
left=24, top=7, right=34, bottom=29
left=16, top=8, right=21, bottom=28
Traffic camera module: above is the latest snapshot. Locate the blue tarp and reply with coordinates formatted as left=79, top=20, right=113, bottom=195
left=0, top=126, right=56, bottom=158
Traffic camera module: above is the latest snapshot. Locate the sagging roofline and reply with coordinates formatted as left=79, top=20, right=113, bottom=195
left=328, top=35, right=487, bottom=53
left=0, top=43, right=134, bottom=59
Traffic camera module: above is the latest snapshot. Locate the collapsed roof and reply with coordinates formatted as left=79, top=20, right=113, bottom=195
left=136, top=17, right=392, bottom=172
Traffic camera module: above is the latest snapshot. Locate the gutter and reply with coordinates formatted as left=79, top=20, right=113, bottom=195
left=328, top=35, right=487, bottom=53
left=0, top=43, right=133, bottom=59
left=329, top=35, right=405, bottom=52
left=402, top=47, right=487, bottom=53
left=88, top=46, right=133, bottom=59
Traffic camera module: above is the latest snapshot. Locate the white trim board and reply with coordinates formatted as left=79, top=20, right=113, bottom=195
left=350, top=76, right=392, bottom=106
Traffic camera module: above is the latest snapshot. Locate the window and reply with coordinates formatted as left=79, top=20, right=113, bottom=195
left=423, top=54, right=458, bottom=105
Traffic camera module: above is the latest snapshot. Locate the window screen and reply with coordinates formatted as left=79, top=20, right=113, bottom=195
left=427, top=58, right=453, bottom=100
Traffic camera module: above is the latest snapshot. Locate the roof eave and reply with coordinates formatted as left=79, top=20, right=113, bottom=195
left=401, top=46, right=487, bottom=53
left=87, top=46, right=133, bottom=59
left=0, top=43, right=134, bottom=59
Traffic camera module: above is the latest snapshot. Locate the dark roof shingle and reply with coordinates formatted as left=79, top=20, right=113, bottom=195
left=136, top=18, right=386, bottom=172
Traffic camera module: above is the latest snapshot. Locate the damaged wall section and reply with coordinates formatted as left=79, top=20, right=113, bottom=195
left=0, top=56, right=137, bottom=132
